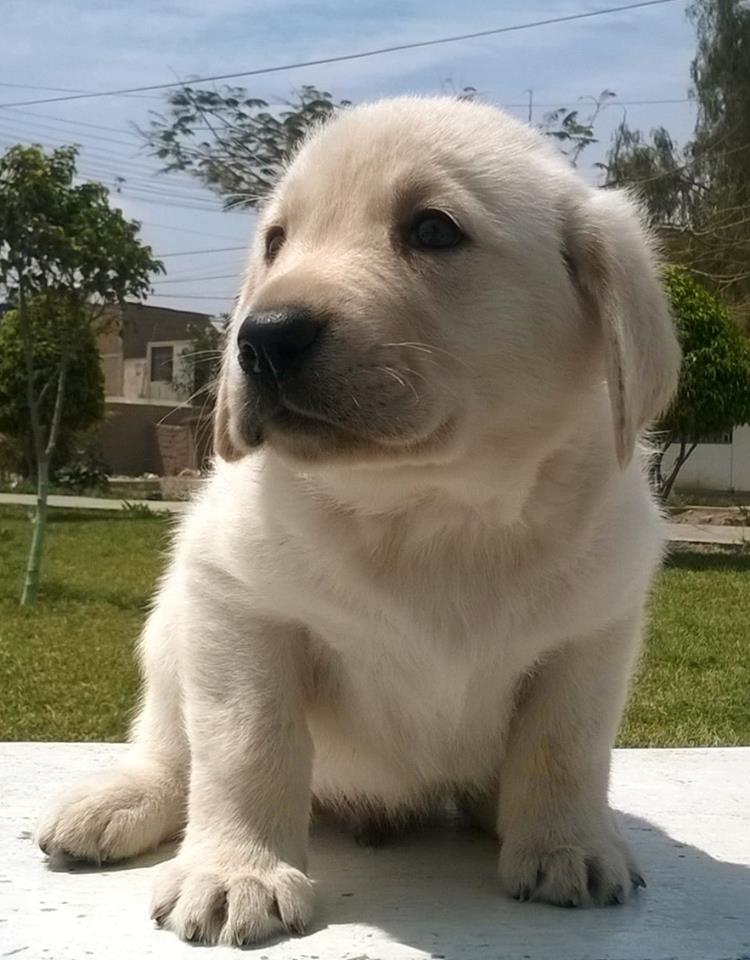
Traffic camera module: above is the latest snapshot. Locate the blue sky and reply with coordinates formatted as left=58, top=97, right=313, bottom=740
left=1, top=0, right=698, bottom=314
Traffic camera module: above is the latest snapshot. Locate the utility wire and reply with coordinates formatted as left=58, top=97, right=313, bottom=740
left=151, top=273, right=238, bottom=284
left=0, top=80, right=161, bottom=101
left=157, top=245, right=247, bottom=257
left=149, top=292, right=235, bottom=300
left=0, top=0, right=681, bottom=109
left=139, top=221, right=250, bottom=241
left=1, top=106, right=143, bottom=136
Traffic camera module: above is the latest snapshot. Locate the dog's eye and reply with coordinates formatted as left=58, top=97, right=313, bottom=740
left=409, top=210, right=464, bottom=251
left=265, top=227, right=286, bottom=262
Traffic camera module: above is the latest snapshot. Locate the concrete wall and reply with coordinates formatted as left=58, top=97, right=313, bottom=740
left=155, top=423, right=195, bottom=475
left=98, top=400, right=212, bottom=477
left=666, top=425, right=750, bottom=493
left=122, top=358, right=146, bottom=401
left=97, top=329, right=123, bottom=396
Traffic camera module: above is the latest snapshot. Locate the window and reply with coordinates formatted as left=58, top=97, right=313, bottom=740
left=150, top=345, right=174, bottom=383
left=697, top=431, right=733, bottom=445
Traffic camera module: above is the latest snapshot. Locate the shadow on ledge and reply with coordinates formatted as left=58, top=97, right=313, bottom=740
left=51, top=808, right=750, bottom=959
left=302, top=810, right=750, bottom=960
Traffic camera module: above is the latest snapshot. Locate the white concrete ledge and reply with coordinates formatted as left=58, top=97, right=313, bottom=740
left=0, top=493, right=190, bottom=513
left=4, top=492, right=750, bottom=544
left=2, top=744, right=749, bottom=960
left=668, top=522, right=750, bottom=545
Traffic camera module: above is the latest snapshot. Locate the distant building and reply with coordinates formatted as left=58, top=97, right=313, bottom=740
left=96, top=303, right=215, bottom=476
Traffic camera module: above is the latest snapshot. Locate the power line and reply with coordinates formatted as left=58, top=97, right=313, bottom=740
left=0, top=94, right=697, bottom=142
left=0, top=124, right=195, bottom=184
left=0, top=80, right=160, bottom=101
left=0, top=111, right=259, bottom=175
left=139, top=221, right=251, bottom=241
left=149, top=292, right=235, bottom=300
left=157, top=245, right=246, bottom=257
left=0, top=1, right=681, bottom=109
left=153, top=262, right=244, bottom=280
left=108, top=190, right=234, bottom=213
left=0, top=113, right=141, bottom=148
left=495, top=96, right=693, bottom=108
left=152, top=273, right=238, bottom=285
left=0, top=81, right=96, bottom=93
left=1, top=106, right=141, bottom=137
left=0, top=117, right=160, bottom=167
left=0, top=133, right=226, bottom=209
left=59, top=173, right=235, bottom=213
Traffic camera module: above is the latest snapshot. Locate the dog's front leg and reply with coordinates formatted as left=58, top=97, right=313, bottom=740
left=497, top=614, right=645, bottom=908
left=153, top=586, right=314, bottom=946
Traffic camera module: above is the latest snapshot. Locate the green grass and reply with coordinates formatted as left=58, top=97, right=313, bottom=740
left=0, top=506, right=748, bottom=745
left=0, top=507, right=171, bottom=741
left=620, top=546, right=750, bottom=746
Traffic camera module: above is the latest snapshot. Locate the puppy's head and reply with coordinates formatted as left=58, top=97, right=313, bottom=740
left=216, top=97, right=679, bottom=470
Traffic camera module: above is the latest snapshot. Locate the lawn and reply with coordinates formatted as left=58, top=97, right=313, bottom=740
left=0, top=505, right=748, bottom=745
left=0, top=507, right=171, bottom=741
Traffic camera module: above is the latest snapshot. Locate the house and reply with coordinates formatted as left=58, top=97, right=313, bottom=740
left=96, top=303, right=216, bottom=476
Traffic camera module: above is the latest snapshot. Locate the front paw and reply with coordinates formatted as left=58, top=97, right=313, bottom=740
left=152, top=844, right=315, bottom=945
left=37, top=764, right=183, bottom=863
left=499, top=820, right=644, bottom=908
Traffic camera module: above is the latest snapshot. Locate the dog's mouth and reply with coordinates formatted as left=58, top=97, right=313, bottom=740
left=230, top=341, right=461, bottom=464
left=267, top=397, right=354, bottom=435
left=248, top=393, right=459, bottom=465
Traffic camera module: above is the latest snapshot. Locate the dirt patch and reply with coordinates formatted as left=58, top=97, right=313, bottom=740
left=669, top=505, right=750, bottom=526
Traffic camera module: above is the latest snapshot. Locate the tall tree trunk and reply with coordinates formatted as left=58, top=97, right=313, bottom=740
left=17, top=277, right=44, bottom=466
left=21, top=455, right=50, bottom=606
left=18, top=280, right=70, bottom=605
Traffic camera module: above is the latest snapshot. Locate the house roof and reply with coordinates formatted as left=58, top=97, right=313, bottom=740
left=119, top=302, right=213, bottom=360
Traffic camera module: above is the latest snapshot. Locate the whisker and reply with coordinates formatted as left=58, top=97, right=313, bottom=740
left=155, top=381, right=217, bottom=426
left=398, top=365, right=429, bottom=384
left=377, top=365, right=420, bottom=404
left=179, top=349, right=224, bottom=361
left=381, top=341, right=434, bottom=355
left=380, top=340, right=473, bottom=371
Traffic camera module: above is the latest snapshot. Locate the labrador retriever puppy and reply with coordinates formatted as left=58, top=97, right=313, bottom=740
left=37, top=96, right=680, bottom=946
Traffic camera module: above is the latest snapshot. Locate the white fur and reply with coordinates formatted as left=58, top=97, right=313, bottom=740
left=38, top=97, right=679, bottom=946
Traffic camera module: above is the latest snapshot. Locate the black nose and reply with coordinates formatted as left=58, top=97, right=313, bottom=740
left=237, top=308, right=322, bottom=379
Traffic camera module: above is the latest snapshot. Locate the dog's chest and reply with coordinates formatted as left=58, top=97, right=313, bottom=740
left=286, top=511, right=555, bottom=665
left=285, top=520, right=541, bottom=768
left=305, top=594, right=520, bottom=795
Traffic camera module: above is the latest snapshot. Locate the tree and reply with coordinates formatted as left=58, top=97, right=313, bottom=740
left=0, top=297, right=104, bottom=476
left=603, top=123, right=696, bottom=229
left=0, top=144, right=162, bottom=604
left=143, top=85, right=350, bottom=210
left=688, top=0, right=750, bottom=314
left=602, top=1, right=750, bottom=324
left=651, top=267, right=750, bottom=499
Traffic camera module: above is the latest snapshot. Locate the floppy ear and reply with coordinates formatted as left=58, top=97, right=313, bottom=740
left=213, top=362, right=245, bottom=463
left=564, top=189, right=681, bottom=467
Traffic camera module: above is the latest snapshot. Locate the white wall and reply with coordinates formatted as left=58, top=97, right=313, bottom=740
left=665, top=425, right=750, bottom=492
left=122, top=358, right=146, bottom=400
